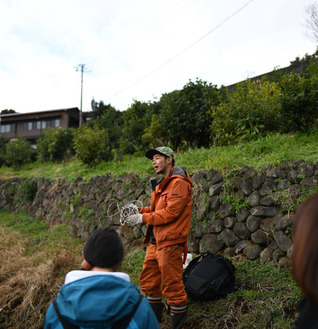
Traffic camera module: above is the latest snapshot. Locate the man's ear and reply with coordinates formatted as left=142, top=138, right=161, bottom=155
left=81, top=251, right=92, bottom=270
left=166, top=156, right=173, bottom=165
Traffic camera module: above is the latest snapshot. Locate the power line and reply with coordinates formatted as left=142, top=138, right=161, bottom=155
left=107, top=0, right=254, bottom=101
left=85, top=0, right=199, bottom=69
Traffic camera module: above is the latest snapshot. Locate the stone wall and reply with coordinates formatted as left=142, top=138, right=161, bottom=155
left=1, top=159, right=317, bottom=267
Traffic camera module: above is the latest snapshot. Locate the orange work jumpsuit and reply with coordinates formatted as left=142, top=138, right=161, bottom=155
left=139, top=166, right=192, bottom=313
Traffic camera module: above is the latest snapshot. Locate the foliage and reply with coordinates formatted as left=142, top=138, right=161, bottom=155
left=120, top=100, right=153, bottom=155
left=1, top=130, right=318, bottom=180
left=5, top=137, right=34, bottom=169
left=37, top=127, right=75, bottom=162
left=0, top=109, right=16, bottom=114
left=211, top=79, right=281, bottom=145
left=73, top=125, right=111, bottom=167
left=159, top=79, right=224, bottom=149
left=89, top=100, right=123, bottom=150
left=142, top=114, right=169, bottom=147
left=277, top=70, right=318, bottom=132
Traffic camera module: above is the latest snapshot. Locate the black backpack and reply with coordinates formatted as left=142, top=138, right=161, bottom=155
left=183, top=251, right=235, bottom=301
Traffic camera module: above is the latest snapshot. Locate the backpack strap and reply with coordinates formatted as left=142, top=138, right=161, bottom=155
left=112, top=293, right=143, bottom=329
left=52, top=298, right=80, bottom=329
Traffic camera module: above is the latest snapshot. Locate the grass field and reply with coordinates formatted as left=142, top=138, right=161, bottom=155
left=0, top=211, right=302, bottom=329
left=0, top=130, right=318, bottom=181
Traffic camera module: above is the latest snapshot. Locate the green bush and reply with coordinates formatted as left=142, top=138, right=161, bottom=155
left=73, top=125, right=111, bottom=167
left=278, top=71, right=318, bottom=132
left=37, top=127, right=75, bottom=162
left=5, top=137, right=34, bottom=169
left=211, top=80, right=281, bottom=145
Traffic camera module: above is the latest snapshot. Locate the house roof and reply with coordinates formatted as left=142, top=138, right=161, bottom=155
left=0, top=107, right=80, bottom=122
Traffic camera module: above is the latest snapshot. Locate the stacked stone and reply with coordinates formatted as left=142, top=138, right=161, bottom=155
left=188, top=159, right=318, bottom=267
left=0, top=159, right=317, bottom=266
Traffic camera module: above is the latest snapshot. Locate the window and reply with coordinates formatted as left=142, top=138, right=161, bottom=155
left=23, top=121, right=37, bottom=130
left=0, top=124, right=15, bottom=133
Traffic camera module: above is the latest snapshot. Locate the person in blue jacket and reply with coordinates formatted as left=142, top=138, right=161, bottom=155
left=44, top=227, right=159, bottom=329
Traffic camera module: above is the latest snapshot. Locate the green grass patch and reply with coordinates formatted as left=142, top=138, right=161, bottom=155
left=0, top=130, right=318, bottom=181
left=0, top=210, right=82, bottom=255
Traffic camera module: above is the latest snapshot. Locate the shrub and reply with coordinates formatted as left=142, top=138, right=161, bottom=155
left=37, top=127, right=75, bottom=162
left=5, top=137, right=33, bottom=169
left=211, top=80, right=281, bottom=145
left=278, top=71, right=318, bottom=132
left=73, top=125, right=111, bottom=167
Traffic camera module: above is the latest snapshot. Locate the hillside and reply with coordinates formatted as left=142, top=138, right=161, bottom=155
left=0, top=131, right=317, bottom=328
left=1, top=130, right=318, bottom=181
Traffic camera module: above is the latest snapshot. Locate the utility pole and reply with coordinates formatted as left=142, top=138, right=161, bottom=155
left=75, top=64, right=86, bottom=127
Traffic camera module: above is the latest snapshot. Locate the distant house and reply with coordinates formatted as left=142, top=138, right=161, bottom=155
left=0, top=107, right=82, bottom=144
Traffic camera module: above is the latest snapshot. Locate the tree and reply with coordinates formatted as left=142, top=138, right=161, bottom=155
left=211, top=80, right=281, bottom=145
left=90, top=101, right=123, bottom=150
left=159, top=79, right=224, bottom=149
left=305, top=3, right=318, bottom=42
left=5, top=137, right=34, bottom=169
left=120, top=100, right=153, bottom=155
left=37, top=127, right=75, bottom=162
left=73, top=125, right=110, bottom=167
left=1, top=109, right=16, bottom=114
left=278, top=69, right=318, bottom=132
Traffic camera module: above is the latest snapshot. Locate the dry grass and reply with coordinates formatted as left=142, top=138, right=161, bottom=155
left=0, top=226, right=81, bottom=329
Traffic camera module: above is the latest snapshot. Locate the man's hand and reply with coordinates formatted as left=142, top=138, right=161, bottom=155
left=122, top=203, right=138, bottom=213
left=126, top=214, right=143, bottom=226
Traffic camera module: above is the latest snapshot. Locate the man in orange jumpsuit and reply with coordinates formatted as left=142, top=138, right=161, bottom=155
left=127, top=146, right=192, bottom=329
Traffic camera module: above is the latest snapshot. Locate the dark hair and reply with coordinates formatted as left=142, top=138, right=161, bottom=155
left=84, top=227, right=124, bottom=269
left=164, top=155, right=175, bottom=167
left=291, top=193, right=318, bottom=308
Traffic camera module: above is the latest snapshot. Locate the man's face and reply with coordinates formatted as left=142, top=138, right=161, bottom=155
left=152, top=153, right=171, bottom=177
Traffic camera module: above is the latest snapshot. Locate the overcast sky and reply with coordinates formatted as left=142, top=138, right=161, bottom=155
left=0, top=0, right=316, bottom=113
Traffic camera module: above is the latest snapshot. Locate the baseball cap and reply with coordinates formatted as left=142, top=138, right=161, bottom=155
left=145, top=146, right=174, bottom=160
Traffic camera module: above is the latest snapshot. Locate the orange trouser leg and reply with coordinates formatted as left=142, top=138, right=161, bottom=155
left=139, top=243, right=187, bottom=308
left=140, top=244, right=162, bottom=299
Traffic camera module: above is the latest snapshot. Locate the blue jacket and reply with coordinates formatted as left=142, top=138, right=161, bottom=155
left=44, top=272, right=159, bottom=329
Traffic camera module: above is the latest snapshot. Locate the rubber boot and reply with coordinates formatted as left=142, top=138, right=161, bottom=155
left=150, top=302, right=164, bottom=323
left=170, top=310, right=187, bottom=329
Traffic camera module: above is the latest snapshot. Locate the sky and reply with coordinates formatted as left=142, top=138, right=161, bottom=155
left=0, top=0, right=317, bottom=114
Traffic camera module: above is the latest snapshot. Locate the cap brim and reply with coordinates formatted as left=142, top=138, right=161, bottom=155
left=145, top=149, right=161, bottom=159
